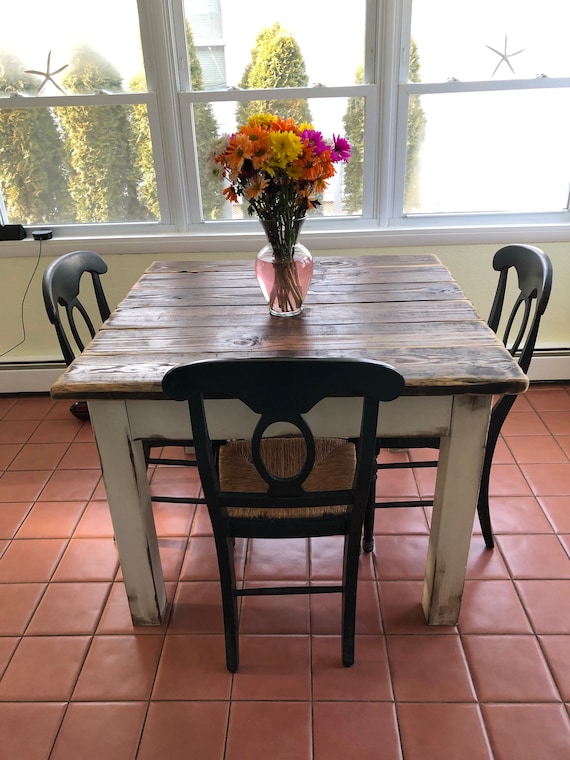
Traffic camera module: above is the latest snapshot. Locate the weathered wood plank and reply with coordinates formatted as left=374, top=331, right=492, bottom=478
left=122, top=281, right=465, bottom=305
left=136, top=267, right=455, bottom=289
left=105, top=299, right=481, bottom=328
left=89, top=320, right=498, bottom=353
left=52, top=344, right=527, bottom=400
left=147, top=254, right=442, bottom=274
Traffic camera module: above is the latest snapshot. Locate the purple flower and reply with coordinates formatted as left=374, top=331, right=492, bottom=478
left=330, top=135, right=351, bottom=162
left=301, top=129, right=329, bottom=155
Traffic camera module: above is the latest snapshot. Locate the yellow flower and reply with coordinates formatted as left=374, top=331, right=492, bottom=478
left=248, top=113, right=278, bottom=129
left=269, top=131, right=303, bottom=169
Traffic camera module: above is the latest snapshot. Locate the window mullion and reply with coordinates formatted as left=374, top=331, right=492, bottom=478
left=374, top=0, right=406, bottom=225
left=137, top=0, right=190, bottom=230
left=364, top=0, right=380, bottom=84
left=391, top=87, right=411, bottom=219
left=360, top=87, right=379, bottom=220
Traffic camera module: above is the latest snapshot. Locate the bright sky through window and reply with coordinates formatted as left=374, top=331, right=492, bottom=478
left=1, top=0, right=143, bottom=92
left=411, top=0, right=570, bottom=82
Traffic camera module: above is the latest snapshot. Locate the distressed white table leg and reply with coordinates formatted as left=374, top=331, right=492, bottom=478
left=422, top=394, right=492, bottom=625
left=88, top=400, right=167, bottom=625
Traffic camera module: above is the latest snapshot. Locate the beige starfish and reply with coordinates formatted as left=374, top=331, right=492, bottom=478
left=25, top=50, right=68, bottom=94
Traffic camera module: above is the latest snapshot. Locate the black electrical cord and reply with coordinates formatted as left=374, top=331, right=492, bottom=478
left=0, top=238, right=44, bottom=357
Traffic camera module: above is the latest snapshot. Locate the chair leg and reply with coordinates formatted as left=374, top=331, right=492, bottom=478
left=69, top=400, right=90, bottom=421
left=214, top=536, right=240, bottom=672
left=476, top=400, right=513, bottom=550
left=362, top=474, right=377, bottom=553
left=341, top=534, right=360, bottom=667
left=142, top=440, right=151, bottom=464
left=477, top=449, right=495, bottom=549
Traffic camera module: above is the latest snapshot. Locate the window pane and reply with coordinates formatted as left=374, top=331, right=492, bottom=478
left=0, top=0, right=144, bottom=96
left=194, top=97, right=358, bottom=221
left=184, top=0, right=366, bottom=91
left=0, top=105, right=159, bottom=224
left=410, top=0, right=570, bottom=82
left=405, top=89, right=570, bottom=214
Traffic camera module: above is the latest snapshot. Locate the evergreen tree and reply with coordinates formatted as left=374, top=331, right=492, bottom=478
left=236, top=23, right=312, bottom=125
left=129, top=72, right=159, bottom=220
left=341, top=65, right=364, bottom=215
left=405, top=39, right=426, bottom=212
left=57, top=45, right=143, bottom=222
left=129, top=23, right=223, bottom=221
left=186, top=22, right=224, bottom=220
left=0, top=52, right=72, bottom=223
left=342, top=40, right=426, bottom=215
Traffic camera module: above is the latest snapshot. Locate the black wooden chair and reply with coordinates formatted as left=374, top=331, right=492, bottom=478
left=43, top=250, right=111, bottom=366
left=364, top=244, right=553, bottom=551
left=42, top=250, right=110, bottom=422
left=162, top=357, right=404, bottom=672
left=42, top=250, right=198, bottom=499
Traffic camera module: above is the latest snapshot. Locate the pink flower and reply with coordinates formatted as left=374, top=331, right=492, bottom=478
left=300, top=129, right=329, bottom=155
left=330, top=135, right=351, bottom=162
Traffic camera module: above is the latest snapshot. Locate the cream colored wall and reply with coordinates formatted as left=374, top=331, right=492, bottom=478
left=1, top=240, right=568, bottom=364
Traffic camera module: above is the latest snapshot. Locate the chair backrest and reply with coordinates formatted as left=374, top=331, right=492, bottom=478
left=162, top=358, right=404, bottom=526
left=488, top=244, right=553, bottom=374
left=42, top=250, right=111, bottom=365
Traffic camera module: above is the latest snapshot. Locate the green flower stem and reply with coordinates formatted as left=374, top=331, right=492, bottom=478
left=259, top=216, right=306, bottom=313
left=268, top=259, right=304, bottom=313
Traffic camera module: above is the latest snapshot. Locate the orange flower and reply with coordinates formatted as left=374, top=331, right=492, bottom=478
left=245, top=125, right=271, bottom=169
left=244, top=174, right=269, bottom=200
left=311, top=177, right=328, bottom=195
left=233, top=132, right=255, bottom=159
left=271, top=117, right=299, bottom=134
left=222, top=185, right=239, bottom=203
left=223, top=136, right=250, bottom=174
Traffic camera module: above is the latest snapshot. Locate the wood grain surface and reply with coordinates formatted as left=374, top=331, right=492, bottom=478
left=51, top=255, right=529, bottom=400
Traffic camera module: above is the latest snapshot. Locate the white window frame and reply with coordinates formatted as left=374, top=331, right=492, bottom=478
left=1, top=0, right=569, bottom=252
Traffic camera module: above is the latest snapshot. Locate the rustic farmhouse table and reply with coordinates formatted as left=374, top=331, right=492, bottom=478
left=51, top=254, right=528, bottom=627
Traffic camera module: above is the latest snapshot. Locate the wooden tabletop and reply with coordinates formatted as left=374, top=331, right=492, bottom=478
left=51, top=254, right=529, bottom=400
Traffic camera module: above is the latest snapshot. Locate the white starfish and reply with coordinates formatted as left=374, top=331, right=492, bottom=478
left=486, top=35, right=525, bottom=77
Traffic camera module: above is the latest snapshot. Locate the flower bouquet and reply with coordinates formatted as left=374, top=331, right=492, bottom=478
left=211, top=113, right=350, bottom=315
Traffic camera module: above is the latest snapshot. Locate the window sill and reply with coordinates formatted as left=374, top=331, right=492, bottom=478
left=1, top=220, right=569, bottom=258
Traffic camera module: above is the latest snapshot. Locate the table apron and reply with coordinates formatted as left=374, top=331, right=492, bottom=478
left=121, top=396, right=455, bottom=441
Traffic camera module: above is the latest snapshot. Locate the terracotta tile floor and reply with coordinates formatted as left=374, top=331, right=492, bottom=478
left=0, top=386, right=569, bottom=759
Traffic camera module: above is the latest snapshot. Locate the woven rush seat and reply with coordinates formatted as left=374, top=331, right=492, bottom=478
left=219, top=437, right=356, bottom=518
